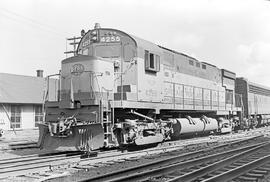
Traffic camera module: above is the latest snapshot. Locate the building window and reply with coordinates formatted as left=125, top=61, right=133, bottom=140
left=225, top=90, right=233, bottom=104
left=202, top=64, right=206, bottom=69
left=35, top=105, right=43, bottom=127
left=10, top=105, right=21, bottom=129
left=196, top=62, right=200, bottom=68
left=189, top=60, right=194, bottom=66
left=145, top=50, right=160, bottom=72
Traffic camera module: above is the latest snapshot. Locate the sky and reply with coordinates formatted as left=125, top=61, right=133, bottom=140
left=0, top=0, right=270, bottom=86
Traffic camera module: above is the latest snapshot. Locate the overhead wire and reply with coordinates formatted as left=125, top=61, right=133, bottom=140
left=0, top=7, right=77, bottom=73
left=0, top=7, right=78, bottom=57
left=0, top=7, right=68, bottom=39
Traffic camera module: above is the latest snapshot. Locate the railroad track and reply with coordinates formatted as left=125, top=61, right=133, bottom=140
left=166, top=141, right=270, bottom=182
left=0, top=140, right=38, bottom=151
left=8, top=141, right=39, bottom=150
left=0, top=151, right=84, bottom=179
left=0, top=140, right=185, bottom=180
left=200, top=145, right=270, bottom=182
left=0, top=131, right=268, bottom=181
left=80, top=135, right=270, bottom=182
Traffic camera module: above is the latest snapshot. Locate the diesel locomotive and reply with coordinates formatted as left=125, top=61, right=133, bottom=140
left=37, top=23, right=269, bottom=151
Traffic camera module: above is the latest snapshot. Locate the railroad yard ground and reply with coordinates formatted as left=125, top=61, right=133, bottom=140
left=0, top=127, right=270, bottom=182
left=0, top=129, right=40, bottom=159
left=1, top=129, right=38, bottom=142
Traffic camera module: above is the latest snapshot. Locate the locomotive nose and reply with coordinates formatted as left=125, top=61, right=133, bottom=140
left=60, top=55, right=114, bottom=106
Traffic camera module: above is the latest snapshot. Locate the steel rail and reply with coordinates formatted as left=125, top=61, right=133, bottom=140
left=77, top=134, right=263, bottom=166
left=0, top=151, right=82, bottom=163
left=202, top=154, right=270, bottom=182
left=114, top=142, right=269, bottom=182
left=0, top=135, right=264, bottom=180
left=167, top=142, right=270, bottom=182
left=0, top=139, right=185, bottom=179
left=0, top=136, right=195, bottom=179
left=0, top=152, right=83, bottom=170
left=79, top=137, right=267, bottom=182
left=0, top=153, right=84, bottom=178
left=8, top=141, right=37, bottom=146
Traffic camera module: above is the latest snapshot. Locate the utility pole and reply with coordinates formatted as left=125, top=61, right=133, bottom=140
left=64, top=36, right=81, bottom=56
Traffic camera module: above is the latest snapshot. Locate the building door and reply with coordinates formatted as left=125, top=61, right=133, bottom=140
left=10, top=105, right=21, bottom=129
left=34, top=105, right=44, bottom=127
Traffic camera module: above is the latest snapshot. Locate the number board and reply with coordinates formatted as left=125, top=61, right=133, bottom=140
left=100, top=35, right=121, bottom=43
left=100, top=31, right=121, bottom=43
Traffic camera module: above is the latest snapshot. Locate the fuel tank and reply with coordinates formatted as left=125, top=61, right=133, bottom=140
left=171, top=117, right=204, bottom=138
left=171, top=116, right=218, bottom=138
left=201, top=116, right=218, bottom=133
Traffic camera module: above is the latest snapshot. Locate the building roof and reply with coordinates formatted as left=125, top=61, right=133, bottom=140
left=0, top=73, right=45, bottom=104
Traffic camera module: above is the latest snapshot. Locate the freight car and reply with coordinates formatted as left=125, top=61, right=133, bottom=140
left=38, top=23, right=241, bottom=151
left=236, top=78, right=270, bottom=128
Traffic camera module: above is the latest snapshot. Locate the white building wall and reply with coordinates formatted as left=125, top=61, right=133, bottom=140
left=0, top=104, right=11, bottom=130
left=21, top=105, right=34, bottom=129
left=0, top=104, right=39, bottom=130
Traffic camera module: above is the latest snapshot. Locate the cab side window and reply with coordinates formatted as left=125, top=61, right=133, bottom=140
left=145, top=50, right=160, bottom=72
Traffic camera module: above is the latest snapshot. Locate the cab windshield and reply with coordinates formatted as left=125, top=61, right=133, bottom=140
left=95, top=45, right=121, bottom=58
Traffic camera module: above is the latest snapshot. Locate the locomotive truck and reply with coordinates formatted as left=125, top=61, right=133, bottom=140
left=37, top=23, right=266, bottom=151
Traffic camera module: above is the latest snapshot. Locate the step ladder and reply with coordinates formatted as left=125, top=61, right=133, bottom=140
left=101, top=101, right=114, bottom=147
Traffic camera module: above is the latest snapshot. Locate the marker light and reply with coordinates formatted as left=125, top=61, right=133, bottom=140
left=91, top=31, right=97, bottom=35
left=91, top=36, right=97, bottom=41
